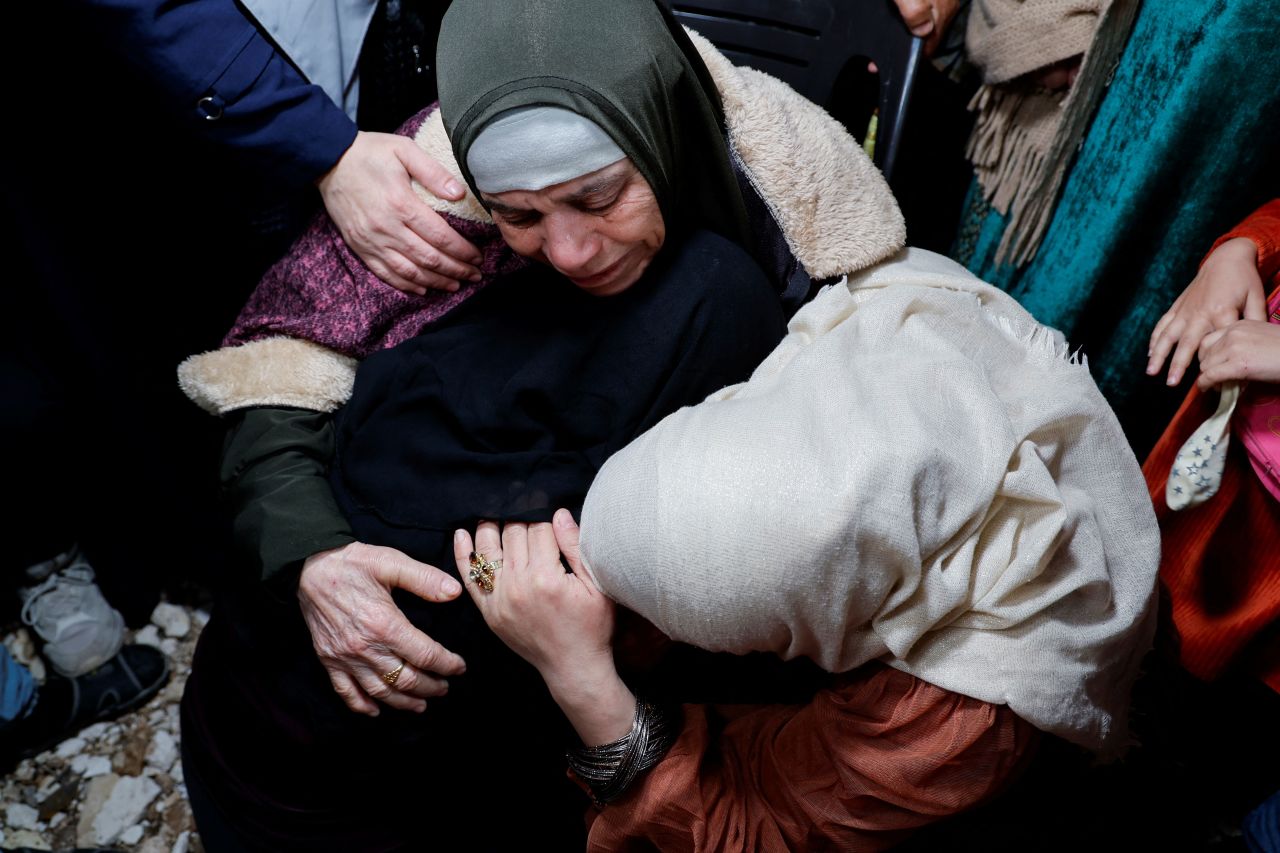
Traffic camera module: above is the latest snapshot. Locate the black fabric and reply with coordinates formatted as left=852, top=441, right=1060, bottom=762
left=357, top=0, right=447, bottom=133
left=183, top=231, right=788, bottom=852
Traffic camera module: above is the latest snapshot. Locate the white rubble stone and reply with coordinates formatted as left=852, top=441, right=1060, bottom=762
left=80, top=774, right=161, bottom=846
left=79, top=722, right=110, bottom=740
left=4, top=829, right=49, bottom=850
left=50, top=812, right=66, bottom=828
left=151, top=603, right=191, bottom=639
left=120, top=824, right=145, bottom=845
left=146, top=727, right=177, bottom=768
left=72, top=754, right=113, bottom=778
left=5, top=803, right=40, bottom=830
left=55, top=737, right=86, bottom=758
left=173, top=829, right=191, bottom=853
left=160, top=638, right=179, bottom=657
left=134, top=624, right=164, bottom=649
left=192, top=609, right=211, bottom=628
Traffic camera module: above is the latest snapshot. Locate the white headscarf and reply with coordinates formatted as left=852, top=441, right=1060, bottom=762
left=467, top=106, right=625, bottom=193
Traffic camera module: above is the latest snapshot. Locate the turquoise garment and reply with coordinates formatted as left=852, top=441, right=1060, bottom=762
left=956, top=0, right=1280, bottom=451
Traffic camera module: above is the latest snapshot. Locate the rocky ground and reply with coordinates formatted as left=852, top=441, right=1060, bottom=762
left=1, top=602, right=205, bottom=852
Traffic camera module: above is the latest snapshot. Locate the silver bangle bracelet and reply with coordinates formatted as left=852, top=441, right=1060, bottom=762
left=566, top=700, right=680, bottom=805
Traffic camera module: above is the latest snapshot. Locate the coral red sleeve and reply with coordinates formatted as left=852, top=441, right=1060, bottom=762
left=1209, top=199, right=1280, bottom=288
left=586, top=664, right=1036, bottom=853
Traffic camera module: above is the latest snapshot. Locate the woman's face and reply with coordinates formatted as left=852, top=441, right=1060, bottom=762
left=480, top=159, right=665, bottom=297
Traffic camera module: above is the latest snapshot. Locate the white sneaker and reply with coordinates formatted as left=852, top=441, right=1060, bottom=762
left=20, top=551, right=125, bottom=678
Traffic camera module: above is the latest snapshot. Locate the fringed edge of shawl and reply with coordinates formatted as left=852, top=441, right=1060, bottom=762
left=969, top=0, right=1142, bottom=268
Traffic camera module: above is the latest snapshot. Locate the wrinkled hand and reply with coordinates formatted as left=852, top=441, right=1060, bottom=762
left=317, top=131, right=484, bottom=295
left=890, top=0, right=960, bottom=56
left=1195, top=320, right=1280, bottom=390
left=454, top=511, right=634, bottom=744
left=1148, top=237, right=1266, bottom=385
left=298, top=542, right=466, bottom=716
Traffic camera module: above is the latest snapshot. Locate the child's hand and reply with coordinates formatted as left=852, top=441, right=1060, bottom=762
left=1196, top=320, right=1280, bottom=390
left=1148, top=238, right=1266, bottom=385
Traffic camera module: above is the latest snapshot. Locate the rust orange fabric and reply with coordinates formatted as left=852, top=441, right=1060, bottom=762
left=1142, top=198, right=1280, bottom=693
left=586, top=663, right=1036, bottom=852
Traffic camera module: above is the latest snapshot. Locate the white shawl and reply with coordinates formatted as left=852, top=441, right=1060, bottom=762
left=579, top=249, right=1159, bottom=753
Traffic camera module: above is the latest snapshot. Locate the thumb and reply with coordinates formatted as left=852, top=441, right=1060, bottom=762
left=895, top=0, right=934, bottom=36
left=1244, top=280, right=1268, bottom=322
left=397, top=138, right=467, bottom=201
left=377, top=549, right=463, bottom=602
left=552, top=509, right=587, bottom=577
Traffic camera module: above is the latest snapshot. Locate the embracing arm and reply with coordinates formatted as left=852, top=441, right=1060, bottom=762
left=67, top=0, right=481, bottom=291
left=66, top=0, right=356, bottom=187
left=454, top=515, right=1035, bottom=852
left=221, top=404, right=466, bottom=715
left=221, top=407, right=355, bottom=594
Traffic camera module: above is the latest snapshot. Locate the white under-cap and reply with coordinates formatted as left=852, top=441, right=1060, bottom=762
left=467, top=105, right=626, bottom=194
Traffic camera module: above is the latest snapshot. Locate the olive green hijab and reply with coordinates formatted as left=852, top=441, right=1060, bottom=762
left=436, top=0, right=752, bottom=249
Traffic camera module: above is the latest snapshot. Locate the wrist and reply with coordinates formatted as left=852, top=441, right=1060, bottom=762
left=544, top=661, right=635, bottom=746
left=1212, top=237, right=1260, bottom=268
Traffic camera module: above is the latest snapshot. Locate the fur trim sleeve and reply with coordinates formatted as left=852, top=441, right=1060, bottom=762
left=177, top=337, right=357, bottom=415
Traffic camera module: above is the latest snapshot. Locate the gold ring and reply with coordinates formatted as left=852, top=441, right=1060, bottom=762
left=468, top=551, right=501, bottom=593
left=382, top=661, right=406, bottom=686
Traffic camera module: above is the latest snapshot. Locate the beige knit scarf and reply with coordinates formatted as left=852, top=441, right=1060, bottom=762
left=966, top=0, right=1141, bottom=266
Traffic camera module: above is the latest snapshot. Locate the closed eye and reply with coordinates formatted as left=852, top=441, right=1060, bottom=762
left=495, top=208, right=541, bottom=228
left=577, top=197, right=619, bottom=215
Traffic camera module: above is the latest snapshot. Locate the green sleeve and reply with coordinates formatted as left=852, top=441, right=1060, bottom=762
left=221, top=406, right=356, bottom=597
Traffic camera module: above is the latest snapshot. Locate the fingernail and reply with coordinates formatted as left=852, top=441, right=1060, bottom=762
left=446, top=179, right=464, bottom=196
left=443, top=578, right=461, bottom=596
left=911, top=21, right=933, bottom=36
left=454, top=529, right=465, bottom=542
left=416, top=702, right=427, bottom=713
left=469, top=271, right=483, bottom=282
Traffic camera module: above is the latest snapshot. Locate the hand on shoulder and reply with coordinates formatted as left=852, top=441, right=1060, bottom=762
left=317, top=131, right=485, bottom=295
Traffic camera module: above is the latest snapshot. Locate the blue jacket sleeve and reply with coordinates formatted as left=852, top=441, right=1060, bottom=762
left=68, top=0, right=358, bottom=188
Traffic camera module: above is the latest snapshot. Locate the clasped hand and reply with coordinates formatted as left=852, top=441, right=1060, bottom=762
left=298, top=542, right=467, bottom=716
left=452, top=511, right=636, bottom=746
